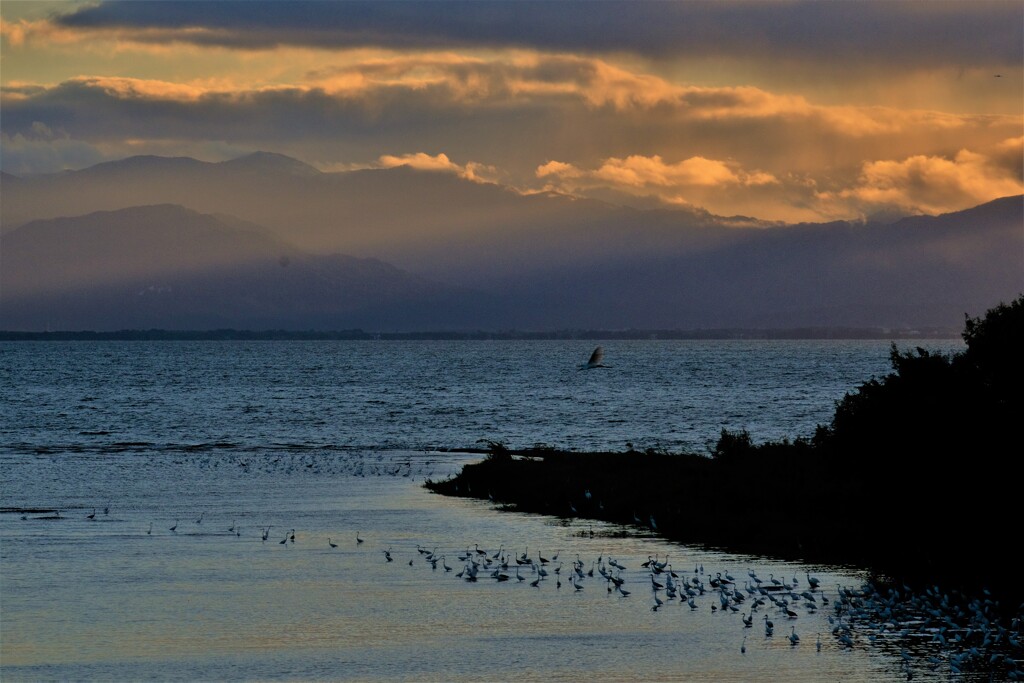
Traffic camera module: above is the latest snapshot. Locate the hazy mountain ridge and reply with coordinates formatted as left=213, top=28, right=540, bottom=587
left=0, top=204, right=486, bottom=330
left=495, top=196, right=1023, bottom=329
left=1, top=153, right=1020, bottom=331
left=0, top=153, right=761, bottom=265
left=2, top=204, right=289, bottom=297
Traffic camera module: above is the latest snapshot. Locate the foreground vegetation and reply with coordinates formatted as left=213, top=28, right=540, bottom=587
left=427, top=295, right=1024, bottom=604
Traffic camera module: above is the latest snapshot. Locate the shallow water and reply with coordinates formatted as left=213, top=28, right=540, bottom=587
left=1, top=340, right=980, bottom=681
left=2, top=450, right=930, bottom=682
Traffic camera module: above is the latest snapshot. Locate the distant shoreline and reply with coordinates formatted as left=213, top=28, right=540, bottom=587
left=0, top=327, right=960, bottom=341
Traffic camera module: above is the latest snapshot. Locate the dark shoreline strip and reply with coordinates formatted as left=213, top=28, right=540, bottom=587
left=425, top=446, right=1023, bottom=609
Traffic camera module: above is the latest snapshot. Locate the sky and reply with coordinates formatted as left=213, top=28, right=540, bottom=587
left=2, top=0, right=1022, bottom=223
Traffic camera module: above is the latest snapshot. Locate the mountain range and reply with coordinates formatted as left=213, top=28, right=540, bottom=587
left=1, top=153, right=1021, bottom=331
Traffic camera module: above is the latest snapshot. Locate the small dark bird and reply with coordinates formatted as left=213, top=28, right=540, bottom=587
left=328, top=538, right=337, bottom=548
left=86, top=508, right=96, bottom=520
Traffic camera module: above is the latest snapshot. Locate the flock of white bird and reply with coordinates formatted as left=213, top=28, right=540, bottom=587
left=44, top=501, right=1021, bottom=681
left=70, top=501, right=1016, bottom=682
left=367, top=536, right=1023, bottom=681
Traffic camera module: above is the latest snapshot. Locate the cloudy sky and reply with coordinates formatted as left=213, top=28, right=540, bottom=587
left=2, top=0, right=1021, bottom=222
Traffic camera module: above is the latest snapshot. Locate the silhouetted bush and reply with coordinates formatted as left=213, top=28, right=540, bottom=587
left=960, top=297, right=1024, bottom=409
left=712, top=428, right=753, bottom=461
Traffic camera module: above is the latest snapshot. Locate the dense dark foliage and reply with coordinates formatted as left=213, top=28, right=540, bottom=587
left=427, top=296, right=1024, bottom=603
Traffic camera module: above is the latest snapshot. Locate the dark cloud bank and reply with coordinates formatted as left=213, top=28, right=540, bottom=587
left=55, top=1, right=1023, bottom=66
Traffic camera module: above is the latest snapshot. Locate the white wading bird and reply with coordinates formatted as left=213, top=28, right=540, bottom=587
left=579, top=346, right=611, bottom=370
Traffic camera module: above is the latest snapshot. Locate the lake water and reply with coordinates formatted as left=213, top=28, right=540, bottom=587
left=0, top=339, right=964, bottom=456
left=3, top=339, right=987, bottom=681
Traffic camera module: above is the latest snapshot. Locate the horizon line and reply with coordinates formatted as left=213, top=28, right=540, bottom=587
left=0, top=327, right=963, bottom=342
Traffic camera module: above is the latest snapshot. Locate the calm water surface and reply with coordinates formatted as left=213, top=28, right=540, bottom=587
left=0, top=339, right=964, bottom=454
left=1, top=340, right=972, bottom=681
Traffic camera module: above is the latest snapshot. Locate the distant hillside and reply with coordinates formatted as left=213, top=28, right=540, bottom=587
left=0, top=152, right=762, bottom=269
left=490, top=196, right=1024, bottom=329
left=1, top=154, right=1020, bottom=330
left=0, top=204, right=484, bottom=330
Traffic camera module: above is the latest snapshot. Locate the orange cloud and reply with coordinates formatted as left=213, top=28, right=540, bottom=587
left=533, top=154, right=793, bottom=219
left=4, top=42, right=1019, bottom=222
left=376, top=152, right=498, bottom=183
left=0, top=17, right=83, bottom=47
left=537, top=154, right=778, bottom=192
left=63, top=76, right=213, bottom=101
left=819, top=139, right=1024, bottom=216
left=535, top=160, right=581, bottom=179
left=8, top=51, right=1015, bottom=142
left=0, top=16, right=234, bottom=55
left=536, top=144, right=1023, bottom=223
left=299, top=54, right=1022, bottom=149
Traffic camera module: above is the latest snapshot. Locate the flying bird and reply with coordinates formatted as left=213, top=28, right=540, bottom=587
left=579, top=346, right=611, bottom=370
